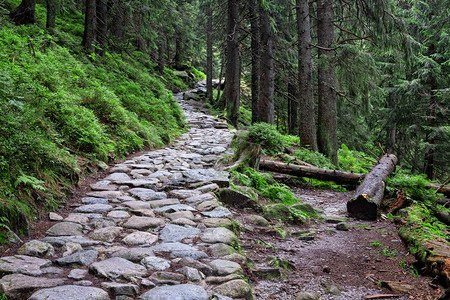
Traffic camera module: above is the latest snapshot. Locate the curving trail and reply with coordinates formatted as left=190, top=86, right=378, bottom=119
left=0, top=90, right=252, bottom=299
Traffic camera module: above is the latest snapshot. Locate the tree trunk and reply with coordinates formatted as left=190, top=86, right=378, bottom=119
left=96, top=0, right=107, bottom=56
left=296, top=0, right=317, bottom=150
left=259, top=159, right=364, bottom=185
left=385, top=89, right=397, bottom=154
left=109, top=0, right=124, bottom=48
left=157, top=41, right=165, bottom=74
left=347, top=154, right=398, bottom=220
left=288, top=83, right=298, bottom=135
left=46, top=0, right=56, bottom=29
left=249, top=0, right=260, bottom=124
left=424, top=44, right=437, bottom=180
left=317, top=0, right=338, bottom=164
left=82, top=0, right=96, bottom=52
left=206, top=0, right=214, bottom=104
left=10, top=0, right=37, bottom=25
left=225, top=0, right=240, bottom=127
left=258, top=5, right=275, bottom=124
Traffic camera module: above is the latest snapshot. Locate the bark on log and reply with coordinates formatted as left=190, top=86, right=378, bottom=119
left=259, top=159, right=364, bottom=185
left=347, top=154, right=398, bottom=220
left=427, top=183, right=450, bottom=197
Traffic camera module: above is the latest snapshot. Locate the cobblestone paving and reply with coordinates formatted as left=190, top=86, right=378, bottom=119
left=0, top=92, right=252, bottom=300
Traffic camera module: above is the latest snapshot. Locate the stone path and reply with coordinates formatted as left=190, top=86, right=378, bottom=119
left=0, top=91, right=253, bottom=299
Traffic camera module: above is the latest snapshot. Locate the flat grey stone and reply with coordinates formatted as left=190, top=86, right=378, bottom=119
left=150, top=242, right=197, bottom=253
left=106, top=210, right=130, bottom=219
left=155, top=204, right=195, bottom=213
left=122, top=232, right=158, bottom=245
left=197, top=200, right=219, bottom=211
left=172, top=218, right=197, bottom=227
left=46, top=222, right=83, bottom=236
left=0, top=273, right=64, bottom=298
left=81, top=197, right=109, bottom=205
left=171, top=250, right=208, bottom=260
left=56, top=250, right=98, bottom=266
left=245, top=215, right=270, bottom=226
left=89, top=257, right=147, bottom=280
left=109, top=164, right=131, bottom=173
left=201, top=218, right=232, bottom=228
left=42, top=236, right=101, bottom=247
left=90, top=183, right=118, bottom=191
left=177, top=266, right=202, bottom=282
left=101, top=282, right=139, bottom=297
left=129, top=188, right=167, bottom=201
left=177, top=257, right=212, bottom=276
left=89, top=226, right=122, bottom=242
left=141, top=256, right=170, bottom=270
left=196, top=183, right=219, bottom=193
left=49, top=212, right=63, bottom=221
left=182, top=169, right=229, bottom=185
left=105, top=172, right=131, bottom=184
left=74, top=204, right=113, bottom=214
left=28, top=285, right=110, bottom=300
left=0, top=255, right=51, bottom=276
left=65, top=214, right=89, bottom=225
left=209, top=259, right=243, bottom=276
left=68, top=269, right=88, bottom=280
left=201, top=206, right=232, bottom=218
left=17, top=240, right=54, bottom=257
left=133, top=209, right=156, bottom=217
left=122, top=216, right=165, bottom=230
left=122, top=201, right=151, bottom=210
left=73, top=280, right=93, bottom=286
left=111, top=248, right=154, bottom=262
left=123, top=179, right=158, bottom=188
left=184, top=193, right=216, bottom=205
left=159, top=224, right=201, bottom=243
left=86, top=191, right=122, bottom=199
left=168, top=189, right=202, bottom=199
left=149, top=271, right=185, bottom=285
left=138, top=284, right=208, bottom=300
left=200, top=228, right=237, bottom=245
left=62, top=242, right=83, bottom=256
left=148, top=198, right=180, bottom=208
left=91, top=219, right=117, bottom=229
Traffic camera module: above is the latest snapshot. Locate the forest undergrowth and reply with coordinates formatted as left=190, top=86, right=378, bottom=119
left=0, top=0, right=203, bottom=239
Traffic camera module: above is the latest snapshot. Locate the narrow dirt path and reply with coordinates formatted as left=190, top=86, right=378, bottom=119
left=235, top=181, right=443, bottom=299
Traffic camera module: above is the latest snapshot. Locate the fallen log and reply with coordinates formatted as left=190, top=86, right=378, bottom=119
left=427, top=183, right=450, bottom=197
left=259, top=159, right=365, bottom=185
left=259, top=156, right=447, bottom=196
left=347, top=154, right=398, bottom=220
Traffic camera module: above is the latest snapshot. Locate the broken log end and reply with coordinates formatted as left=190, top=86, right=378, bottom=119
left=347, top=193, right=378, bottom=221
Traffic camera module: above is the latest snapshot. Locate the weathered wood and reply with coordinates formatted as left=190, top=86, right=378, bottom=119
left=427, top=183, right=450, bottom=197
left=259, top=159, right=364, bottom=185
left=347, top=154, right=398, bottom=220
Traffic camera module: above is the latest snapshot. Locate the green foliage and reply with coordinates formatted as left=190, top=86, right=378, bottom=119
left=370, top=240, right=382, bottom=248
left=293, top=148, right=335, bottom=169
left=386, top=170, right=443, bottom=205
left=232, top=167, right=300, bottom=206
left=0, top=8, right=186, bottom=232
left=248, top=123, right=286, bottom=156
left=338, top=144, right=374, bottom=173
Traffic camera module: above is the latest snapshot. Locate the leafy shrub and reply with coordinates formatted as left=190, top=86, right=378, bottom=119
left=293, top=148, right=335, bottom=169
left=248, top=123, right=286, bottom=156
left=232, top=167, right=300, bottom=205
left=338, top=144, right=373, bottom=173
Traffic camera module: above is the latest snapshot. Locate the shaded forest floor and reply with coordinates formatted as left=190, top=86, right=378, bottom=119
left=232, top=177, right=443, bottom=299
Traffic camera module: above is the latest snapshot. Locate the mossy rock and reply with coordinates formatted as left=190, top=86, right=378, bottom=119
left=264, top=204, right=291, bottom=221
left=216, top=186, right=260, bottom=210
left=290, top=203, right=317, bottom=217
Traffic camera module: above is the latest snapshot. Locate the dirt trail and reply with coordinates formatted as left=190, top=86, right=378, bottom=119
left=234, top=181, right=443, bottom=299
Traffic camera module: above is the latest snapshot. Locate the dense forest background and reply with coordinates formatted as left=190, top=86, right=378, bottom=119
left=0, top=0, right=448, bottom=233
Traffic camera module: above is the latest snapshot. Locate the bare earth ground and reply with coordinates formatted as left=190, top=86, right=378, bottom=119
left=232, top=177, right=444, bottom=300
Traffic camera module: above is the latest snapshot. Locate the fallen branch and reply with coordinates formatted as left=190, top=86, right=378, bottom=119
left=259, top=159, right=364, bottom=185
